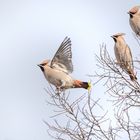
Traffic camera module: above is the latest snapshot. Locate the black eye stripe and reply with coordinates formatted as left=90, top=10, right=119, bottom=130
left=41, top=63, right=47, bottom=66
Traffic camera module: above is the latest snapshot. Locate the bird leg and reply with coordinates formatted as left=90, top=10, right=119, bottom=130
left=56, top=80, right=66, bottom=94
left=55, top=87, right=61, bottom=94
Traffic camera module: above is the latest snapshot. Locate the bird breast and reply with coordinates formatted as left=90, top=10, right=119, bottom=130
left=43, top=66, right=74, bottom=87
left=129, top=14, right=140, bottom=34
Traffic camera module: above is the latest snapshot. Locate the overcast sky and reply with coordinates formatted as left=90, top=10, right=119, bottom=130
left=0, top=0, right=140, bottom=140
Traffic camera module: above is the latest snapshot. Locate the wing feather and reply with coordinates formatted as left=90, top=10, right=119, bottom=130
left=51, top=37, right=73, bottom=73
left=124, top=44, right=134, bottom=69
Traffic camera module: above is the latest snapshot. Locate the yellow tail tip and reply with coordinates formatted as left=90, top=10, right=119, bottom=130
left=87, top=81, right=91, bottom=91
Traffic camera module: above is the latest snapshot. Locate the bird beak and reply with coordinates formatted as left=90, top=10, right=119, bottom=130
left=37, top=64, right=44, bottom=72
left=111, top=35, right=114, bottom=39
left=111, top=35, right=117, bottom=42
left=127, top=12, right=133, bottom=17
left=37, top=64, right=43, bottom=68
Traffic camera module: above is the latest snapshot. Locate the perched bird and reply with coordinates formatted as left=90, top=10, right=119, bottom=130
left=38, top=37, right=91, bottom=92
left=128, top=6, right=140, bottom=36
left=111, top=33, right=137, bottom=81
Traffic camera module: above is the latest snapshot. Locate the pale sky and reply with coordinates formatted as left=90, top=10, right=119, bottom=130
left=0, top=0, right=140, bottom=140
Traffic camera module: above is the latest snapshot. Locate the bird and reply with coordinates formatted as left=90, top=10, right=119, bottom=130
left=128, top=6, right=140, bottom=36
left=111, top=33, right=137, bottom=81
left=38, top=37, right=91, bottom=92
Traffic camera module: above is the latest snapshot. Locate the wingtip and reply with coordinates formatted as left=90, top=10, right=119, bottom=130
left=62, top=36, right=71, bottom=45
left=64, top=36, right=70, bottom=40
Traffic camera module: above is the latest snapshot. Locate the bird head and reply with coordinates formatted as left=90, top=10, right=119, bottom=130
left=111, top=33, right=125, bottom=42
left=128, top=6, right=140, bottom=18
left=37, top=59, right=50, bottom=72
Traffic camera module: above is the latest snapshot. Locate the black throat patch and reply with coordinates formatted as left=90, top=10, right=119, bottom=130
left=39, top=66, right=44, bottom=72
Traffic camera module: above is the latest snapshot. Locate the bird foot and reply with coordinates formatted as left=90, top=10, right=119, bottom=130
left=56, top=86, right=64, bottom=94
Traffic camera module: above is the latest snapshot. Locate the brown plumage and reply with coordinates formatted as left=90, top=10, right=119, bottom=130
left=38, top=37, right=91, bottom=92
left=73, top=80, right=90, bottom=89
left=128, top=6, right=140, bottom=36
left=111, top=33, right=137, bottom=81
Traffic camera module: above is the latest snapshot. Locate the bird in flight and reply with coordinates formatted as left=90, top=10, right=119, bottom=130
left=111, top=33, right=137, bottom=81
left=38, top=37, right=91, bottom=93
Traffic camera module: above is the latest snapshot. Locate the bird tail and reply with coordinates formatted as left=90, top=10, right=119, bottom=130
left=128, top=70, right=137, bottom=81
left=74, top=80, right=91, bottom=90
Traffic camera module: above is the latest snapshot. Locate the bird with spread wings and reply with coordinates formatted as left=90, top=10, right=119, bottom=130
left=38, top=37, right=91, bottom=92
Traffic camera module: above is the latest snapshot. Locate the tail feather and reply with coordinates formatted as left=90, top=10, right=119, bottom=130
left=129, top=74, right=137, bottom=81
left=128, top=70, right=137, bottom=81
left=74, top=80, right=91, bottom=90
